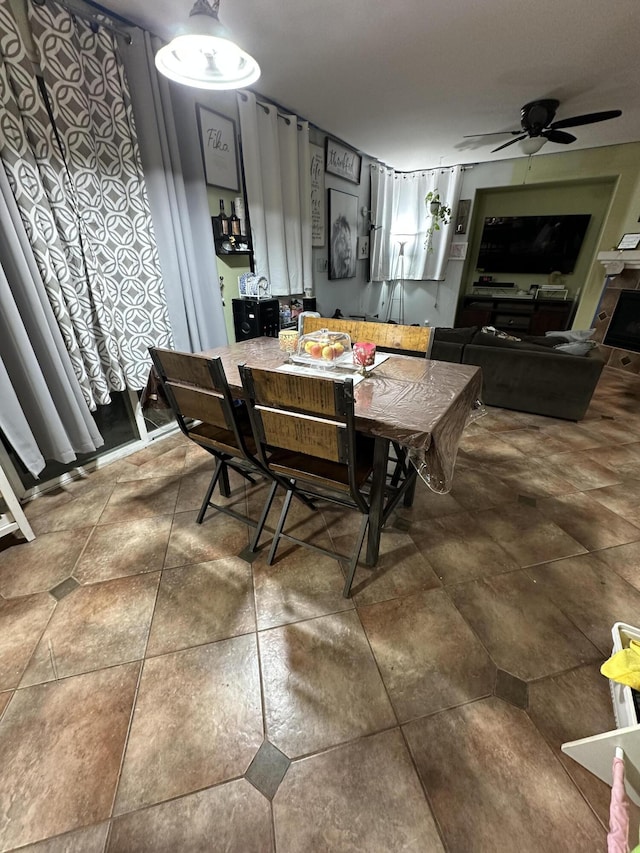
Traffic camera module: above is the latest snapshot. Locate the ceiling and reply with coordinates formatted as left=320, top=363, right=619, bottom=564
left=99, top=0, right=640, bottom=171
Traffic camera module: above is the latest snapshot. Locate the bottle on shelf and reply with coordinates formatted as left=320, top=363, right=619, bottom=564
left=217, top=199, right=230, bottom=237
left=230, top=201, right=241, bottom=237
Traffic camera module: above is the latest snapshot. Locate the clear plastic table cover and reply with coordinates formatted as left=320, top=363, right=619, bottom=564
left=202, top=337, right=484, bottom=495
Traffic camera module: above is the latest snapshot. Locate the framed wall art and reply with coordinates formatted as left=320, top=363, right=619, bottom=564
left=325, top=138, right=361, bottom=185
left=328, top=189, right=357, bottom=280
left=196, top=104, right=239, bottom=191
left=617, top=233, right=640, bottom=250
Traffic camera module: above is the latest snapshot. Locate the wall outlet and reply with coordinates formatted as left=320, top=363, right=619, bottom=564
left=316, top=257, right=327, bottom=273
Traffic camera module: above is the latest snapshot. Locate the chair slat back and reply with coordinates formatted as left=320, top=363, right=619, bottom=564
left=149, top=348, right=228, bottom=431
left=302, top=316, right=432, bottom=356
left=241, top=367, right=352, bottom=465
left=258, top=409, right=345, bottom=462
left=244, top=367, right=343, bottom=418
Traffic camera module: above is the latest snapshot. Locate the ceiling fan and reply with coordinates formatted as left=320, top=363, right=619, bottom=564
left=465, top=99, right=622, bottom=153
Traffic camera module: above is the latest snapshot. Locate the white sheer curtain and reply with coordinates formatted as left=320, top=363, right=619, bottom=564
left=370, top=165, right=462, bottom=282
left=237, top=92, right=312, bottom=296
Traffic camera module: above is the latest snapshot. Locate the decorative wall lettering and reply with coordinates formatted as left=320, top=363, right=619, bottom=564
left=325, top=138, right=362, bottom=184
left=196, top=104, right=239, bottom=191
left=310, top=144, right=325, bottom=246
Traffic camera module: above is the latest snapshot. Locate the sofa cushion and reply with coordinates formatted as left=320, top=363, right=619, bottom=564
left=470, top=331, right=567, bottom=355
left=433, top=326, right=478, bottom=345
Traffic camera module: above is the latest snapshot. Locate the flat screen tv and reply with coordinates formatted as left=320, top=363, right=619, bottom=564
left=477, top=214, right=591, bottom=274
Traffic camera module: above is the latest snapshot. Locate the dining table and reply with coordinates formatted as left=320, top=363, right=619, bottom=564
left=200, top=336, right=483, bottom=565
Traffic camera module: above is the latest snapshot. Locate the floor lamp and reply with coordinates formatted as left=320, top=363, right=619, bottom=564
left=385, top=240, right=406, bottom=324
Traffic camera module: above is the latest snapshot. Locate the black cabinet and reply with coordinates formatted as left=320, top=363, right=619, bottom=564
left=232, top=298, right=280, bottom=341
left=456, top=295, right=573, bottom=335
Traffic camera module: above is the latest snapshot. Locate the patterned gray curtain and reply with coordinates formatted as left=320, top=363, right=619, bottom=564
left=0, top=0, right=172, bottom=408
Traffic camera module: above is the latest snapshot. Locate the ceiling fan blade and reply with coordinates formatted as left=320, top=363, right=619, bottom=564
left=463, top=130, right=521, bottom=138
left=543, top=129, right=577, bottom=144
left=491, top=134, right=526, bottom=153
left=549, top=109, right=622, bottom=130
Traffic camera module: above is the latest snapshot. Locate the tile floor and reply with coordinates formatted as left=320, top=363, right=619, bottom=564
left=1, top=366, right=640, bottom=852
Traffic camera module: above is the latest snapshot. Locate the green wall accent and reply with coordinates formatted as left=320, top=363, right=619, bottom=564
left=464, top=178, right=615, bottom=303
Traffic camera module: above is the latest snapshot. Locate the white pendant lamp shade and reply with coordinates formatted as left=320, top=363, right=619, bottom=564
left=155, top=0, right=260, bottom=90
left=520, top=136, right=548, bottom=155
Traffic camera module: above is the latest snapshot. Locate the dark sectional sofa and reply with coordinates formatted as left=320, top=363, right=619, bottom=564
left=431, top=326, right=605, bottom=421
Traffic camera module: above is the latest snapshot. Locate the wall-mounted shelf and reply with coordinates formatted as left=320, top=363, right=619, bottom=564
left=214, top=235, right=252, bottom=256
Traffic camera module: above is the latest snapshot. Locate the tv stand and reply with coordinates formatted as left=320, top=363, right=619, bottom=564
left=456, top=294, right=574, bottom=336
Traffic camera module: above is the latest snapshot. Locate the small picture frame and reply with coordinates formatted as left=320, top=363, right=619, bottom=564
left=325, top=138, right=362, bottom=184
left=196, top=104, right=239, bottom=191
left=449, top=242, right=468, bottom=260
left=617, top=233, right=640, bottom=250
left=357, top=235, right=370, bottom=260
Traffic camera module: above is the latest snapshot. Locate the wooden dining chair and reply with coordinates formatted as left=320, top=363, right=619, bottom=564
left=301, top=315, right=431, bottom=494
left=239, top=365, right=417, bottom=597
left=149, top=347, right=278, bottom=552
left=301, top=316, right=433, bottom=358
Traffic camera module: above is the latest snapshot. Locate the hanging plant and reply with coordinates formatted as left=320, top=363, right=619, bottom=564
left=424, top=190, right=451, bottom=252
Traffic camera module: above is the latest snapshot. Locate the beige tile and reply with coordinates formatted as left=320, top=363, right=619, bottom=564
left=147, top=558, right=255, bottom=656
left=20, top=574, right=159, bottom=686
left=526, top=553, right=640, bottom=655
left=494, top=428, right=569, bottom=457
left=578, top=417, right=640, bottom=445
left=115, top=635, right=263, bottom=814
left=449, top=467, right=516, bottom=511
left=273, top=729, right=444, bottom=852
left=404, top=697, right=605, bottom=852
left=259, top=610, right=396, bottom=758
left=99, top=477, right=180, bottom=524
left=396, top=480, right=466, bottom=520
left=108, top=780, right=272, bottom=852
left=0, top=664, right=139, bottom=851
left=360, top=589, right=494, bottom=720
left=456, top=432, right=527, bottom=466
left=528, top=664, right=639, bottom=833
left=588, top=444, right=640, bottom=479
left=409, top=511, right=519, bottom=585
left=587, top=480, right=640, bottom=526
left=342, top=530, right=441, bottom=605
left=474, top=503, right=587, bottom=567
left=30, top=486, right=114, bottom=535
left=544, top=450, right=623, bottom=490
left=489, top=456, right=578, bottom=498
left=253, top=549, right=353, bottom=631
left=176, top=469, right=248, bottom=515
left=17, top=824, right=109, bottom=852
left=0, top=593, right=55, bottom=690
left=115, top=446, right=187, bottom=481
left=74, top=516, right=173, bottom=583
left=540, top=422, right=604, bottom=450
left=0, top=529, right=92, bottom=598
left=593, top=540, right=640, bottom=590
left=163, top=510, right=249, bottom=569
left=0, top=691, right=11, bottom=718
left=449, top=570, right=601, bottom=680
left=538, top=491, right=640, bottom=552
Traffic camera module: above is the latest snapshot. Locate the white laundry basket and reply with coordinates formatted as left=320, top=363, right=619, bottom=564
left=609, top=622, right=640, bottom=729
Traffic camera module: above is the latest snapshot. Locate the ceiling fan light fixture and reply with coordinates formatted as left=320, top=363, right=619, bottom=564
left=520, top=136, right=548, bottom=155
left=155, top=0, right=260, bottom=90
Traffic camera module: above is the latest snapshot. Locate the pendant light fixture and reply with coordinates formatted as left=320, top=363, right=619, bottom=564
left=155, top=0, right=260, bottom=90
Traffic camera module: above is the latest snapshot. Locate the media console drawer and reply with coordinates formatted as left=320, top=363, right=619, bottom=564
left=456, top=295, right=573, bottom=335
